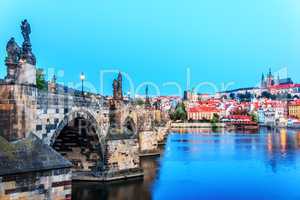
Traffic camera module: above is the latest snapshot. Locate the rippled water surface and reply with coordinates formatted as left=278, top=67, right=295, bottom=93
left=73, top=128, right=300, bottom=200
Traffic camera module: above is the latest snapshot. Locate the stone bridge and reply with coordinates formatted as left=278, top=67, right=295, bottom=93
left=0, top=20, right=171, bottom=199
left=0, top=80, right=170, bottom=181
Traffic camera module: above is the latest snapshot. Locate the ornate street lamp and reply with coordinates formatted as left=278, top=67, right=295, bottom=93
left=80, top=72, right=85, bottom=96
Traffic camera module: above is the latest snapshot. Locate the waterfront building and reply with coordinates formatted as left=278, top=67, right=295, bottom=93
left=256, top=100, right=287, bottom=126
left=288, top=100, right=300, bottom=119
left=187, top=105, right=220, bottom=121
left=258, top=108, right=265, bottom=124
left=264, top=107, right=276, bottom=126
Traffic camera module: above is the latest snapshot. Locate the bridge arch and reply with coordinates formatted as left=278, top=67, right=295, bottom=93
left=123, top=116, right=137, bottom=135
left=50, top=108, right=106, bottom=172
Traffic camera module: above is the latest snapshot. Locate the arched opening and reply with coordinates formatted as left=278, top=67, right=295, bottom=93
left=52, top=115, right=103, bottom=173
left=123, top=117, right=136, bottom=135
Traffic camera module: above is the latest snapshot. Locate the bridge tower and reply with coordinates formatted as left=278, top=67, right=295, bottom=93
left=104, top=72, right=143, bottom=178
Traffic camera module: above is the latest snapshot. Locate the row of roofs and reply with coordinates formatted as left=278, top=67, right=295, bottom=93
left=187, top=98, right=295, bottom=114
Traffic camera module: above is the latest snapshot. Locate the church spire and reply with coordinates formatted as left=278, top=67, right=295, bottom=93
left=260, top=73, right=265, bottom=88
left=145, top=85, right=151, bottom=109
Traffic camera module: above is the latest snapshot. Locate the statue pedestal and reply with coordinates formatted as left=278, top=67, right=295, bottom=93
left=5, top=62, right=36, bottom=85
left=17, top=63, right=36, bottom=85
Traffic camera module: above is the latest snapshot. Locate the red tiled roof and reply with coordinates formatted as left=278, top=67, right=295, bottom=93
left=269, top=84, right=300, bottom=90
left=189, top=106, right=219, bottom=113
left=289, top=100, right=300, bottom=106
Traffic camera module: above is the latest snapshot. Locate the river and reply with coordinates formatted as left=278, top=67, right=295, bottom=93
left=73, top=128, right=300, bottom=200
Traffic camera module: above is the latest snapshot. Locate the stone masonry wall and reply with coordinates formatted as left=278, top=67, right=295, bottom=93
left=35, top=91, right=109, bottom=145
left=0, top=84, right=37, bottom=141
left=156, top=127, right=169, bottom=143
left=105, top=138, right=140, bottom=173
left=139, top=131, right=158, bottom=154
left=0, top=168, right=71, bottom=200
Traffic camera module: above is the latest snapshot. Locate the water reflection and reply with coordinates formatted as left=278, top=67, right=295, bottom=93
left=73, top=155, right=161, bottom=200
left=73, top=128, right=300, bottom=200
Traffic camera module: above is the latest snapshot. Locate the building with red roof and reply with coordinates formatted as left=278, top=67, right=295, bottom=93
left=187, top=105, right=220, bottom=121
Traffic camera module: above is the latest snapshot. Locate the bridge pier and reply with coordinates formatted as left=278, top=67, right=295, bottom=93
left=0, top=84, right=37, bottom=141
left=78, top=73, right=145, bottom=181
left=137, top=110, right=161, bottom=156
left=139, top=131, right=159, bottom=156
left=156, top=125, right=170, bottom=145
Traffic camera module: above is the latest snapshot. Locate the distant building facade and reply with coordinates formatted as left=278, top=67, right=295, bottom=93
left=187, top=105, right=219, bottom=121
left=288, top=100, right=300, bottom=119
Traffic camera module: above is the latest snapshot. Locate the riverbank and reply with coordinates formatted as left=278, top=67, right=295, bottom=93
left=171, top=122, right=259, bottom=132
left=171, top=122, right=226, bottom=128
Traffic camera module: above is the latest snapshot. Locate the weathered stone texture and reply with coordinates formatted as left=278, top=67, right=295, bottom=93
left=137, top=110, right=153, bottom=132
left=106, top=139, right=140, bottom=172
left=139, top=131, right=158, bottom=154
left=0, top=84, right=36, bottom=141
left=156, top=127, right=169, bottom=143
left=152, top=109, right=170, bottom=126
left=52, top=125, right=102, bottom=172
left=17, top=63, right=36, bottom=85
left=35, top=90, right=108, bottom=145
left=0, top=168, right=71, bottom=200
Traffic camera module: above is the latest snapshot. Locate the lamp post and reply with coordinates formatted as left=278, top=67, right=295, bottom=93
left=80, top=72, right=85, bottom=96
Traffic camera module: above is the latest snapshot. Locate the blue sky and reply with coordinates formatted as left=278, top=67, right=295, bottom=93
left=1, top=0, right=300, bottom=96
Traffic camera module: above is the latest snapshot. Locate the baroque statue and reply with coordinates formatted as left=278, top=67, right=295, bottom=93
left=4, top=19, right=37, bottom=83
left=20, top=19, right=36, bottom=65
left=5, top=37, right=21, bottom=64
left=21, top=19, right=31, bottom=43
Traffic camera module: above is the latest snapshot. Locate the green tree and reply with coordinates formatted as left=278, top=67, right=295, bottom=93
left=170, top=102, right=187, bottom=121
left=237, top=92, right=252, bottom=102
left=250, top=113, right=258, bottom=123
left=36, top=68, right=47, bottom=91
left=261, top=91, right=271, bottom=99
left=211, top=113, right=219, bottom=123
left=211, top=113, right=219, bottom=132
left=229, top=93, right=235, bottom=100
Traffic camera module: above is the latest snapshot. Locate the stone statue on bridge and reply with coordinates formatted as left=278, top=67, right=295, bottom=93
left=21, top=19, right=31, bottom=43
left=4, top=20, right=36, bottom=84
left=5, top=37, right=21, bottom=65
left=5, top=37, right=21, bottom=82
left=20, top=19, right=36, bottom=65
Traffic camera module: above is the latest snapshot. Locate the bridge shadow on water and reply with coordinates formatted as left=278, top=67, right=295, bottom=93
left=72, top=155, right=161, bottom=200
